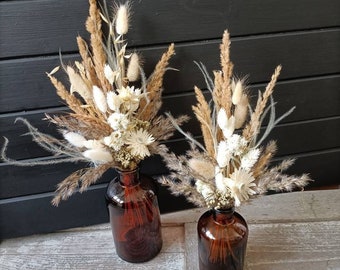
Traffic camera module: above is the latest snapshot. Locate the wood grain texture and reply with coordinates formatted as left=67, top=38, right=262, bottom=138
left=1, top=0, right=339, bottom=239
left=2, top=112, right=339, bottom=161
left=1, top=0, right=340, bottom=58
left=1, top=190, right=339, bottom=270
left=1, top=30, right=340, bottom=113
left=0, top=226, right=186, bottom=270
left=3, top=170, right=339, bottom=241
left=1, top=142, right=339, bottom=199
left=0, top=181, right=195, bottom=239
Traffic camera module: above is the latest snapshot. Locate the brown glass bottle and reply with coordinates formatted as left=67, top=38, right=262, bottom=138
left=197, top=208, right=248, bottom=270
left=106, top=168, right=162, bottom=263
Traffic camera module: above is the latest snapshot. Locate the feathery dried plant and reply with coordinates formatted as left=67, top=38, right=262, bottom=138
left=159, top=30, right=311, bottom=209
left=1, top=0, right=187, bottom=206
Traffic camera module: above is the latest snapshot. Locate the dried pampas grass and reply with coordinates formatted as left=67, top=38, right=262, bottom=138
left=1, top=0, right=185, bottom=206
left=159, top=30, right=311, bottom=209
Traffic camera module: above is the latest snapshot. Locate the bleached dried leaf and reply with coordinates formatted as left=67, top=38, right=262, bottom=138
left=67, top=66, right=92, bottom=101
left=48, top=66, right=60, bottom=76
left=92, top=86, right=107, bottom=113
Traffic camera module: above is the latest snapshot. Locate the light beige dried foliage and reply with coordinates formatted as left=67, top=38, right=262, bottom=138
left=242, top=65, right=281, bottom=142
left=192, top=86, right=214, bottom=157
left=1, top=0, right=185, bottom=205
left=159, top=30, right=311, bottom=209
left=138, top=43, right=175, bottom=121
left=216, top=30, right=233, bottom=116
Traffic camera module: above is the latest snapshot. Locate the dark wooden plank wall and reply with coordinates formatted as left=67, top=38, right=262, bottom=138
left=1, top=0, right=339, bottom=239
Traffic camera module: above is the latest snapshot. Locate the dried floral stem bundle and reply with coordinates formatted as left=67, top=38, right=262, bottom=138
left=159, top=30, right=311, bottom=209
left=1, top=0, right=187, bottom=205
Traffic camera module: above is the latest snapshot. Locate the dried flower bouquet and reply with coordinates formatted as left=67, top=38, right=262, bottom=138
left=159, top=30, right=311, bottom=210
left=1, top=0, right=186, bottom=205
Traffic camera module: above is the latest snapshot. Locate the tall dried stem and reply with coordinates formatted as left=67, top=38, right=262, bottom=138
left=242, top=65, right=282, bottom=141
left=138, top=43, right=175, bottom=121
left=192, top=86, right=215, bottom=157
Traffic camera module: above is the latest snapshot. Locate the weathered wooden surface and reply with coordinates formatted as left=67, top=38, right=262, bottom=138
left=1, top=0, right=340, bottom=238
left=1, top=189, right=339, bottom=269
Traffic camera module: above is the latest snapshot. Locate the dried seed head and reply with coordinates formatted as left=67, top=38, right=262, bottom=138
left=93, top=86, right=108, bottom=113
left=127, top=53, right=140, bottom=82
left=234, top=94, right=249, bottom=129
left=63, top=131, right=86, bottom=148
left=115, top=2, right=130, bottom=35
left=232, top=80, right=243, bottom=105
left=67, top=66, right=92, bottom=101
left=188, top=158, right=215, bottom=179
left=83, top=148, right=113, bottom=164
left=104, top=64, right=116, bottom=85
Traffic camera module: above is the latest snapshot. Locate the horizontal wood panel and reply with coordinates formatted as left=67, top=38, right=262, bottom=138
left=0, top=154, right=166, bottom=199
left=0, top=187, right=110, bottom=240
left=2, top=74, right=340, bottom=135
left=161, top=75, right=340, bottom=124
left=2, top=101, right=340, bottom=160
left=0, top=110, right=64, bottom=160
left=1, top=30, right=340, bottom=113
left=1, top=130, right=340, bottom=199
left=266, top=117, right=340, bottom=156
left=0, top=183, right=193, bottom=239
left=288, top=149, right=340, bottom=189
left=0, top=0, right=89, bottom=59
left=167, top=28, right=340, bottom=90
left=1, top=150, right=339, bottom=239
left=0, top=55, right=75, bottom=113
left=1, top=0, right=340, bottom=59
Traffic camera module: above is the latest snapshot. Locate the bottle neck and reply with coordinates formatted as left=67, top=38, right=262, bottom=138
left=213, top=207, right=235, bottom=225
left=117, top=168, right=140, bottom=187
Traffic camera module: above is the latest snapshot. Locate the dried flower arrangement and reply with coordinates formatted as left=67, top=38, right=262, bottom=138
left=1, top=0, right=186, bottom=206
left=159, top=30, right=311, bottom=210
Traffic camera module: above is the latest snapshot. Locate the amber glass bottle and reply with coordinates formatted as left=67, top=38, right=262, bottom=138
left=197, top=208, right=248, bottom=270
left=106, top=168, right=162, bottom=263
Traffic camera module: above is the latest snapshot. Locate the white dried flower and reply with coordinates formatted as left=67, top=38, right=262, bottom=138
left=127, top=53, right=140, bottom=82
left=83, top=139, right=104, bottom=149
left=104, top=64, right=117, bottom=85
left=188, top=158, right=215, bottom=179
left=196, top=180, right=215, bottom=201
left=115, top=2, right=129, bottom=35
left=63, top=132, right=86, bottom=148
left=232, top=80, right=243, bottom=105
left=107, top=112, right=129, bottom=130
left=241, top=148, right=261, bottom=171
left=215, top=170, right=227, bottom=192
left=226, top=134, right=248, bottom=156
left=107, top=91, right=122, bottom=112
left=83, top=148, right=113, bottom=164
left=226, top=169, right=256, bottom=206
left=126, top=129, right=155, bottom=158
left=93, top=86, right=107, bottom=113
left=67, top=66, right=91, bottom=101
left=103, top=131, right=124, bottom=151
left=118, top=86, right=141, bottom=112
left=217, top=108, right=235, bottom=138
left=216, top=141, right=231, bottom=168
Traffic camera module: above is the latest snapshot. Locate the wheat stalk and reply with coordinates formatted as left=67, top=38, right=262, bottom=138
left=215, top=30, right=233, bottom=117
left=138, top=43, right=175, bottom=121
left=243, top=65, right=282, bottom=141
left=86, top=0, right=110, bottom=91
left=192, top=86, right=215, bottom=157
left=76, top=36, right=101, bottom=87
